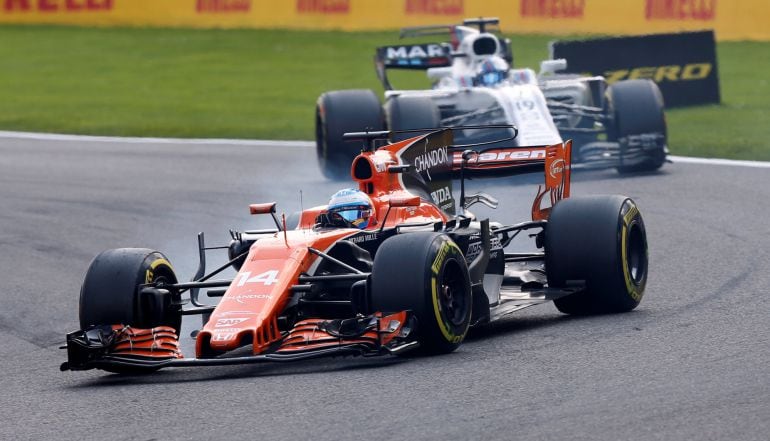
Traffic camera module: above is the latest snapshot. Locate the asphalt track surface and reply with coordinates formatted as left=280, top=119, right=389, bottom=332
left=1, top=136, right=768, bottom=441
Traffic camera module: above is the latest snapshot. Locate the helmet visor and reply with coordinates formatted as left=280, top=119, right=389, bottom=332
left=479, top=71, right=505, bottom=86
left=328, top=205, right=372, bottom=229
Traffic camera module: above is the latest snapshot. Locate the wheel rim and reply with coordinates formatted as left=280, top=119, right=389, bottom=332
left=439, top=258, right=469, bottom=326
left=626, top=222, right=647, bottom=285
left=146, top=264, right=181, bottom=332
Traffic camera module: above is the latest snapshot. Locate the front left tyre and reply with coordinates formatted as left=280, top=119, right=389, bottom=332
left=370, top=232, right=472, bottom=354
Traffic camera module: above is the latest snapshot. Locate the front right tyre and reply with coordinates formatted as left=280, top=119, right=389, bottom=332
left=80, top=248, right=181, bottom=333
left=315, top=89, right=385, bottom=180
left=607, top=79, right=668, bottom=173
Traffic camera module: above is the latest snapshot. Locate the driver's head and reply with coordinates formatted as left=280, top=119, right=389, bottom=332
left=327, top=188, right=375, bottom=229
left=474, top=55, right=509, bottom=87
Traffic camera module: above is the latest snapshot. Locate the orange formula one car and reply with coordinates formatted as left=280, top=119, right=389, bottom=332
left=61, top=126, right=648, bottom=373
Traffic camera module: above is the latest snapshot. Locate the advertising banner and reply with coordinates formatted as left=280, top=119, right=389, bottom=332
left=1, top=1, right=769, bottom=41
left=551, top=31, right=720, bottom=107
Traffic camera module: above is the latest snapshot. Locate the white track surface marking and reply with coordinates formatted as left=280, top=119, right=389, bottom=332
left=2, top=130, right=769, bottom=168
left=668, top=155, right=770, bottom=168
left=0, top=130, right=314, bottom=147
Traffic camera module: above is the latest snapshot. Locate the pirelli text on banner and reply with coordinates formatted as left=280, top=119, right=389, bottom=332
left=405, top=0, right=463, bottom=15
left=3, top=0, right=114, bottom=12
left=520, top=0, right=585, bottom=18
left=197, top=0, right=251, bottom=13
left=296, top=0, right=349, bottom=14
left=645, top=0, right=716, bottom=21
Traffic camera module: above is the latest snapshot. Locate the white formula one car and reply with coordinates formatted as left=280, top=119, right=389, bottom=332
left=316, top=17, right=668, bottom=180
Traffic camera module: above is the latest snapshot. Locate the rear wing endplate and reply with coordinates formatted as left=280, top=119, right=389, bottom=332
left=532, top=141, right=572, bottom=221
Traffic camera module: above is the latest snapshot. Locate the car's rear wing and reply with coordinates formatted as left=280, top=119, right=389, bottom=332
left=375, top=18, right=513, bottom=91
left=344, top=126, right=571, bottom=220
left=451, top=142, right=572, bottom=220
left=375, top=43, right=452, bottom=90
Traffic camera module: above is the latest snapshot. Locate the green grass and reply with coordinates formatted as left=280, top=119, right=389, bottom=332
left=0, top=25, right=768, bottom=160
left=665, top=41, right=770, bottom=159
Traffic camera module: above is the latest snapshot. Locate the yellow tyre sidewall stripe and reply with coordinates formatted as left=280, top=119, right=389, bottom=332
left=145, top=256, right=173, bottom=284
left=430, top=240, right=466, bottom=344
left=621, top=204, right=642, bottom=302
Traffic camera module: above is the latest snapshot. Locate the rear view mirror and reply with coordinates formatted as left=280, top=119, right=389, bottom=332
left=249, top=202, right=277, bottom=215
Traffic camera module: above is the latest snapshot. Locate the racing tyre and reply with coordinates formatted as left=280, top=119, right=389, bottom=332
left=316, top=89, right=385, bottom=180
left=607, top=79, right=667, bottom=173
left=370, top=233, right=471, bottom=354
left=385, top=96, right=442, bottom=142
left=545, top=195, right=648, bottom=315
left=80, top=248, right=181, bottom=333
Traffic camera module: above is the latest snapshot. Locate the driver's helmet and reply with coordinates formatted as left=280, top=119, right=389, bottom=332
left=327, top=188, right=375, bottom=229
left=474, top=56, right=509, bottom=87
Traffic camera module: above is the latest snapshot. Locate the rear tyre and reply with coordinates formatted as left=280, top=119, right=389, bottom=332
left=385, top=96, right=442, bottom=142
left=80, top=248, right=181, bottom=333
left=316, top=89, right=385, bottom=180
left=545, top=195, right=648, bottom=315
left=370, top=233, right=471, bottom=354
left=607, top=79, right=667, bottom=173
